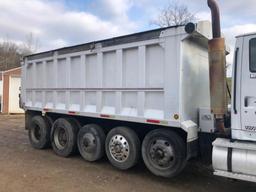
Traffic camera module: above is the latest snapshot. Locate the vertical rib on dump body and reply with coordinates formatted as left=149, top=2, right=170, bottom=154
left=21, top=21, right=212, bottom=141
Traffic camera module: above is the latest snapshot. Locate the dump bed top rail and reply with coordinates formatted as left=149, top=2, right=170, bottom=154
left=26, top=25, right=184, bottom=61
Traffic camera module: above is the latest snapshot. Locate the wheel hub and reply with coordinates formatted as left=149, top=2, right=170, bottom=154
left=109, top=135, right=129, bottom=162
left=54, top=127, right=68, bottom=149
left=58, top=129, right=67, bottom=146
left=155, top=149, right=165, bottom=159
left=32, top=125, right=41, bottom=142
left=82, top=133, right=96, bottom=152
left=149, top=139, right=174, bottom=168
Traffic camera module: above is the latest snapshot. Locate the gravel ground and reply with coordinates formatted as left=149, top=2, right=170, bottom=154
left=0, top=115, right=256, bottom=192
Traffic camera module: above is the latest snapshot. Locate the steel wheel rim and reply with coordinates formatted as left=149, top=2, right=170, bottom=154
left=109, top=134, right=130, bottom=162
left=31, top=125, right=41, bottom=143
left=148, top=139, right=175, bottom=169
left=54, top=127, right=68, bottom=150
left=81, top=133, right=96, bottom=153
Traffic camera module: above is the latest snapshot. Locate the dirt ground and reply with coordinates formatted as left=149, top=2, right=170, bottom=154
left=0, top=115, right=256, bottom=192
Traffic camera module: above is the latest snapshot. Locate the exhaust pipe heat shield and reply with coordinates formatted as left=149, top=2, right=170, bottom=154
left=208, top=38, right=227, bottom=116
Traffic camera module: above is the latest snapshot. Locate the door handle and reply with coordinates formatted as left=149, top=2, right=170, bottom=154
left=245, top=97, right=256, bottom=107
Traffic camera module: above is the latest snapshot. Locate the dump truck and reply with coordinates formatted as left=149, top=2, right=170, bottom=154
left=20, top=0, right=256, bottom=182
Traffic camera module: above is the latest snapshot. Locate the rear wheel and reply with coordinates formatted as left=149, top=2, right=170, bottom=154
left=105, top=127, right=140, bottom=170
left=28, top=115, right=51, bottom=149
left=51, top=118, right=80, bottom=157
left=142, top=129, right=187, bottom=178
left=77, top=124, right=106, bottom=162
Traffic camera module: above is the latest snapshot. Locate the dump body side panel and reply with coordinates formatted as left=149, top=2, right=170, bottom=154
left=21, top=28, right=186, bottom=128
left=21, top=24, right=211, bottom=144
left=181, top=36, right=211, bottom=124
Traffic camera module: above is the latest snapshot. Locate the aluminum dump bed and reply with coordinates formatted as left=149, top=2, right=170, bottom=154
left=21, top=21, right=212, bottom=140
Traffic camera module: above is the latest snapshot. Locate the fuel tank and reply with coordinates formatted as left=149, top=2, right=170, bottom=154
left=213, top=138, right=256, bottom=182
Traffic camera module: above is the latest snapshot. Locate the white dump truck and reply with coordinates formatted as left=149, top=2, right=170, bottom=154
left=21, top=0, right=256, bottom=182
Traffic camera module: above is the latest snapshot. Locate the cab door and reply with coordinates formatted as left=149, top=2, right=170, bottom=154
left=241, top=35, right=256, bottom=133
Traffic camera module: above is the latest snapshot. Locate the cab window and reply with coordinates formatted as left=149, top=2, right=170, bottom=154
left=249, top=38, right=256, bottom=72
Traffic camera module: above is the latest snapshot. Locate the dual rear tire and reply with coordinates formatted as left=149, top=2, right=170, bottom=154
left=28, top=115, right=186, bottom=178
left=105, top=127, right=140, bottom=170
left=51, top=118, right=80, bottom=157
left=77, top=124, right=106, bottom=162
left=77, top=125, right=141, bottom=170
left=28, top=115, right=51, bottom=149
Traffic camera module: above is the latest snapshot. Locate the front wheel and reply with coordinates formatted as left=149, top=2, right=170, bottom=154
left=142, top=129, right=187, bottom=178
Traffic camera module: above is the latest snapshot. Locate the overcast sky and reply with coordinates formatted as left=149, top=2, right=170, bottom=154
left=0, top=0, right=256, bottom=71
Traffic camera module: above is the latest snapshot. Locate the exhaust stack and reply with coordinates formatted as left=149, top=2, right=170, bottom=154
left=207, top=0, right=227, bottom=132
left=208, top=0, right=221, bottom=38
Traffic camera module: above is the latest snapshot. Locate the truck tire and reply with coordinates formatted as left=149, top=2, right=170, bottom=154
left=45, top=115, right=54, bottom=128
left=28, top=115, right=51, bottom=149
left=51, top=118, right=80, bottom=157
left=105, top=127, right=140, bottom=170
left=142, top=129, right=187, bottom=178
left=77, top=124, right=106, bottom=162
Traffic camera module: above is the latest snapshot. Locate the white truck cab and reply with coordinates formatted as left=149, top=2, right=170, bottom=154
left=232, top=33, right=256, bottom=141
left=212, top=33, right=256, bottom=182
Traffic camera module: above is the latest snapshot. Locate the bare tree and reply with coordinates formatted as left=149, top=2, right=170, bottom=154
left=0, top=39, right=21, bottom=71
left=0, top=33, right=40, bottom=71
left=20, top=32, right=40, bottom=55
left=152, top=1, right=196, bottom=27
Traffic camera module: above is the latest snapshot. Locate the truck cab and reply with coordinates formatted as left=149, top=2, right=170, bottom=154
left=212, top=34, right=256, bottom=182
left=232, top=33, right=256, bottom=142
